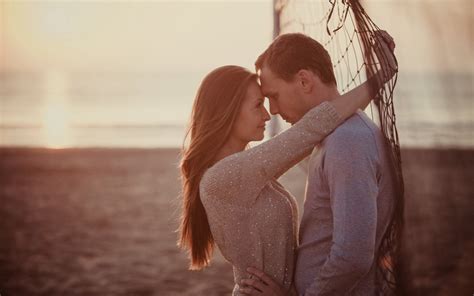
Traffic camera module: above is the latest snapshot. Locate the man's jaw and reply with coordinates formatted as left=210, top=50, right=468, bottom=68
left=285, top=114, right=304, bottom=125
left=281, top=115, right=294, bottom=125
left=275, top=112, right=296, bottom=125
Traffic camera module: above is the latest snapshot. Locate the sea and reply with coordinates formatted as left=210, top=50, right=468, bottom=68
left=0, top=70, right=472, bottom=149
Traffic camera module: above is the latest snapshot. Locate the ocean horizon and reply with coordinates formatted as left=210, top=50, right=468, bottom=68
left=1, top=70, right=472, bottom=149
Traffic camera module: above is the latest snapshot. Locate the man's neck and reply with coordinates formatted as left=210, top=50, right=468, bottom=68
left=306, top=86, right=340, bottom=110
left=325, top=87, right=341, bottom=101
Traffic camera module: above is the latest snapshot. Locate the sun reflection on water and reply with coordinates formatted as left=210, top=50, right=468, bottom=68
left=41, top=70, right=72, bottom=149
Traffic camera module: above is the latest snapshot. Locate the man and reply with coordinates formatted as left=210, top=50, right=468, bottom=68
left=241, top=32, right=397, bottom=295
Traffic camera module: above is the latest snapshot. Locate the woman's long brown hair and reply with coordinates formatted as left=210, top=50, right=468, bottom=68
left=178, top=65, right=257, bottom=270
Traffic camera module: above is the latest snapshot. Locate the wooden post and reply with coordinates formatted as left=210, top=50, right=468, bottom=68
left=269, top=0, right=281, bottom=137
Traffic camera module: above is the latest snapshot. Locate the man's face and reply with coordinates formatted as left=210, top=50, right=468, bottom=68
left=259, top=66, right=308, bottom=124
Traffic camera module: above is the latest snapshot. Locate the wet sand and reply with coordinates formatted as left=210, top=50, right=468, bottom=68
left=0, top=147, right=472, bottom=295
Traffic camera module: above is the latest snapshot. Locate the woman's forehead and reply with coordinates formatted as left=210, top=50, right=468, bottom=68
left=246, top=80, right=264, bottom=99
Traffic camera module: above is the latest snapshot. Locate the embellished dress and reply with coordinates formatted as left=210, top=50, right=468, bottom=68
left=199, top=101, right=342, bottom=295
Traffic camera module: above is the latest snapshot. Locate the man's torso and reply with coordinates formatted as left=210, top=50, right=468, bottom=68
left=295, top=110, right=396, bottom=295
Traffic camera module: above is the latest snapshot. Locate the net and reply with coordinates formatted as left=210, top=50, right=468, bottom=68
left=274, top=0, right=404, bottom=293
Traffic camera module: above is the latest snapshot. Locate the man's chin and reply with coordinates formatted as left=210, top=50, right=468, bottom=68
left=288, top=115, right=304, bottom=125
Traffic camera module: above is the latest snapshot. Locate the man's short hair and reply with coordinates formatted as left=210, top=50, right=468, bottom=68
left=255, top=33, right=337, bottom=86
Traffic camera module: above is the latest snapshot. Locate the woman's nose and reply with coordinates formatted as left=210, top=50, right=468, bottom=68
left=263, top=107, right=271, bottom=121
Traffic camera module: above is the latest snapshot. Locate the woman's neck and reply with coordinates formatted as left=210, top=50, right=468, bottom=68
left=215, top=137, right=247, bottom=163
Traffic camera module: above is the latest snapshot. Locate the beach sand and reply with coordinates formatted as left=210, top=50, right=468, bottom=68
left=0, top=147, right=472, bottom=295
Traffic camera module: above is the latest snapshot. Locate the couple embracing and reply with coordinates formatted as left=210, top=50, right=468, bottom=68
left=179, top=31, right=399, bottom=296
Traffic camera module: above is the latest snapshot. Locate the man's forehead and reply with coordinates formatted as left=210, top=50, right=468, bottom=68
left=259, top=83, right=273, bottom=97
left=258, top=68, right=275, bottom=94
left=259, top=80, right=269, bottom=93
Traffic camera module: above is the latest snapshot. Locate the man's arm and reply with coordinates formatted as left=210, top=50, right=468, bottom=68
left=304, top=129, right=379, bottom=296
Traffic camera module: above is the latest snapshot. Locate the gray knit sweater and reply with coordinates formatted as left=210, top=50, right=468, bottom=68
left=295, top=110, right=396, bottom=296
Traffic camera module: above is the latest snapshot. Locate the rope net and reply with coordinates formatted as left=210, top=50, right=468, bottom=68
left=275, top=0, right=405, bottom=294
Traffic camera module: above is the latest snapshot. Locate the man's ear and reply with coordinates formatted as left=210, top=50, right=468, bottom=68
left=296, top=69, right=314, bottom=93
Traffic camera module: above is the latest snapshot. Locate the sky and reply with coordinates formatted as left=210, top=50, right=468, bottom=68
left=1, top=0, right=472, bottom=74
left=365, top=0, right=473, bottom=73
left=1, top=0, right=274, bottom=73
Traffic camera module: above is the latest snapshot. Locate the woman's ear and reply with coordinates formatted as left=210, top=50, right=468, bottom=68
left=297, top=69, right=313, bottom=93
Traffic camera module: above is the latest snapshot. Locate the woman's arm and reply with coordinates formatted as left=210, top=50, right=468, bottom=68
left=201, top=31, right=396, bottom=207
left=201, top=101, right=340, bottom=206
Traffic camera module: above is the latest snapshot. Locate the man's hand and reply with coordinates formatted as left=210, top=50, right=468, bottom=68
left=239, top=267, right=287, bottom=296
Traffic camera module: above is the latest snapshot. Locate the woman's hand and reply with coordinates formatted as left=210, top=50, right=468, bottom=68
left=373, top=30, right=397, bottom=84
left=239, top=267, right=287, bottom=296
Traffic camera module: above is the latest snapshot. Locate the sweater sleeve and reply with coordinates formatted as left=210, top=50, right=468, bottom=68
left=303, top=128, right=379, bottom=296
left=200, top=101, right=341, bottom=207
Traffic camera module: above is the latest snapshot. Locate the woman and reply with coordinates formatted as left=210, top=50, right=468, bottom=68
left=178, top=34, right=396, bottom=295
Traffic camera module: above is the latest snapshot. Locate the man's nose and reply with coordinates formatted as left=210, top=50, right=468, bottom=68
left=269, top=101, right=279, bottom=115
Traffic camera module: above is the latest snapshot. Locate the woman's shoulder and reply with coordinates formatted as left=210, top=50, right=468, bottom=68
left=200, top=154, right=241, bottom=198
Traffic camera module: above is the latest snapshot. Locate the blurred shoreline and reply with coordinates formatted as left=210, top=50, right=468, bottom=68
left=1, top=123, right=473, bottom=149
left=1, top=70, right=473, bottom=149
left=0, top=145, right=473, bottom=153
left=0, top=147, right=473, bottom=295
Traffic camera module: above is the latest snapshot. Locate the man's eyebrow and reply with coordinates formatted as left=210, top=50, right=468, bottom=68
left=264, top=91, right=277, bottom=98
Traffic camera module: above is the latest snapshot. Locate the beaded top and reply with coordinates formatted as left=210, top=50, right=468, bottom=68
left=199, top=101, right=341, bottom=295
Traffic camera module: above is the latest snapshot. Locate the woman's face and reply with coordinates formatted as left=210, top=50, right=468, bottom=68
left=232, top=81, right=271, bottom=143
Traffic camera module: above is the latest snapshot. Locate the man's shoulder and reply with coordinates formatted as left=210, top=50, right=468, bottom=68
left=325, top=111, right=380, bottom=147
left=317, top=111, right=383, bottom=170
